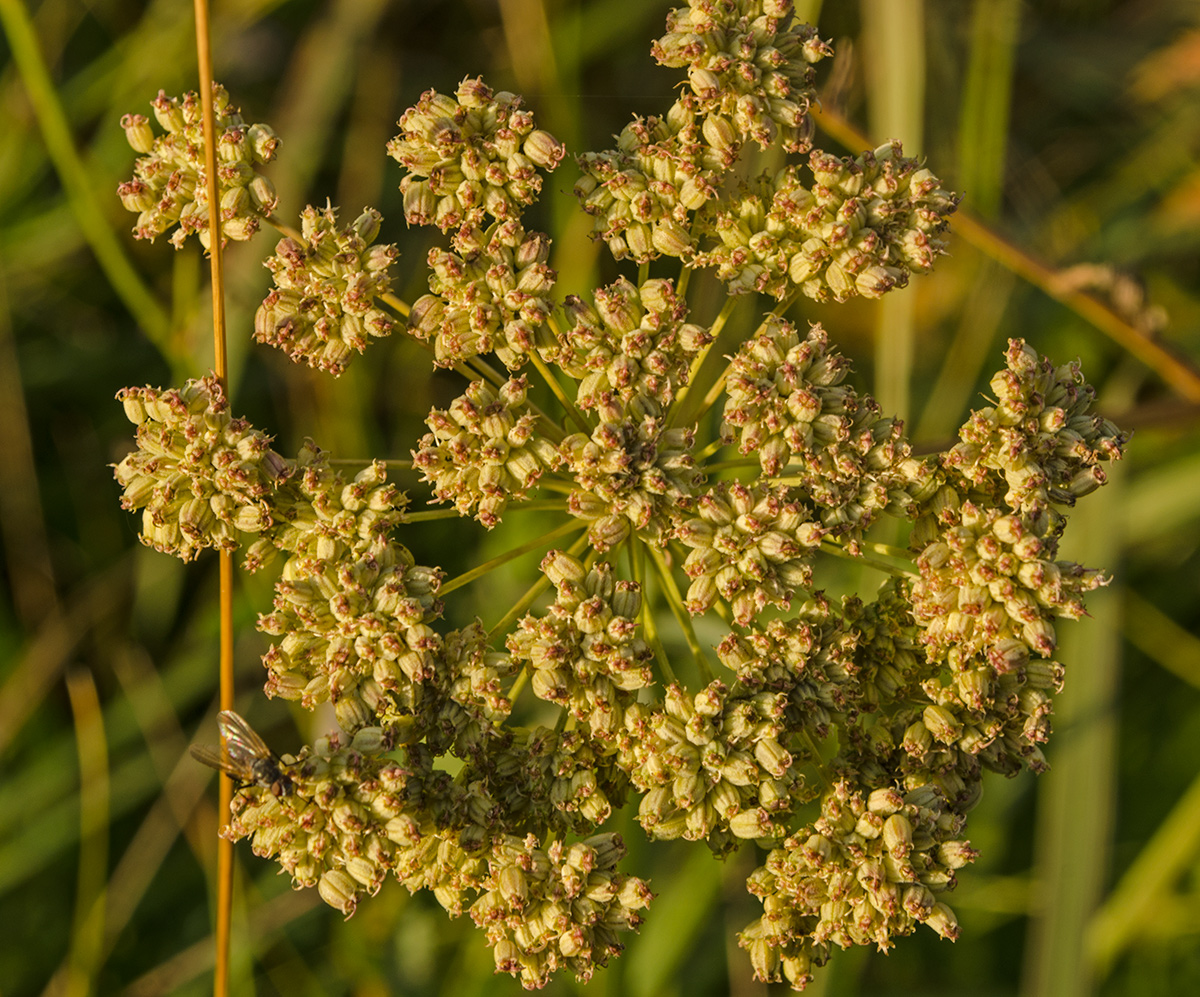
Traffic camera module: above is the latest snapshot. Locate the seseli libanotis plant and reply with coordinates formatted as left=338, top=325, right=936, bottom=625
left=112, top=1, right=1127, bottom=989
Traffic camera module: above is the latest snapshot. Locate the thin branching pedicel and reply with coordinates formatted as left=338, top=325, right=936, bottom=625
left=114, top=1, right=1128, bottom=990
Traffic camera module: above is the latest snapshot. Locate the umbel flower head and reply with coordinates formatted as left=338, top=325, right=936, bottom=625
left=407, top=219, right=558, bottom=369
left=388, top=76, right=565, bottom=232
left=117, top=83, right=279, bottom=249
left=508, top=552, right=655, bottom=741
left=255, top=204, right=400, bottom=376
left=411, top=375, right=562, bottom=528
left=652, top=0, right=832, bottom=155
left=114, top=3, right=1131, bottom=992
left=113, top=375, right=288, bottom=560
left=690, top=144, right=960, bottom=301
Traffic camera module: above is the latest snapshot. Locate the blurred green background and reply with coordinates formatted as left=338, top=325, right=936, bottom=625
left=1, top=0, right=1199, bottom=995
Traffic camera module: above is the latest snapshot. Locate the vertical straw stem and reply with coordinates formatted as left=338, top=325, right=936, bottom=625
left=193, top=2, right=235, bottom=996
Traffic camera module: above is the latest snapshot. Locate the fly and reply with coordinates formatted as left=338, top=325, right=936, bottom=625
left=190, top=709, right=294, bottom=797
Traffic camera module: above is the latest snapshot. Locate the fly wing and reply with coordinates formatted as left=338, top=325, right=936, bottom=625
left=215, top=710, right=273, bottom=767
left=189, top=741, right=247, bottom=780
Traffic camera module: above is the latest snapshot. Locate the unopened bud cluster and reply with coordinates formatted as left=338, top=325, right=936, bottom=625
left=692, top=144, right=959, bottom=301
left=653, top=0, right=830, bottom=154
left=263, top=444, right=406, bottom=563
left=562, top=400, right=702, bottom=551
left=676, top=483, right=825, bottom=626
left=474, top=833, right=653, bottom=988
left=117, top=84, right=278, bottom=248
left=226, top=730, right=411, bottom=917
left=740, top=777, right=971, bottom=989
left=553, top=277, right=712, bottom=410
left=255, top=204, right=399, bottom=375
left=619, top=680, right=808, bottom=855
left=574, top=97, right=718, bottom=263
left=388, top=77, right=565, bottom=232
left=508, top=553, right=655, bottom=741
left=113, top=376, right=287, bottom=560
left=408, top=220, right=557, bottom=369
left=411, top=376, right=561, bottom=527
left=943, top=339, right=1126, bottom=531
left=723, top=319, right=936, bottom=533
left=259, top=539, right=443, bottom=731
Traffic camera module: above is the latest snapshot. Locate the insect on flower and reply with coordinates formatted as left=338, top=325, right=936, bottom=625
left=189, top=709, right=295, bottom=797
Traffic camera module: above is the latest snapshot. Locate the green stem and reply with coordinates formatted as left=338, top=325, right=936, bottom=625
left=770, top=290, right=800, bottom=316
left=487, top=529, right=591, bottom=642
left=440, top=519, right=583, bottom=596
left=404, top=508, right=465, bottom=523
left=801, top=730, right=833, bottom=792
left=506, top=666, right=530, bottom=705
left=507, top=500, right=570, bottom=514
left=460, top=355, right=507, bottom=390
left=633, top=540, right=677, bottom=685
left=818, top=539, right=918, bottom=579
left=533, top=478, right=576, bottom=496
left=530, top=346, right=590, bottom=434
left=647, top=545, right=714, bottom=684
left=676, top=265, right=691, bottom=300
left=670, top=296, right=741, bottom=427
left=701, top=457, right=759, bottom=475
left=638, top=261, right=649, bottom=286
left=694, top=438, right=728, bottom=463
left=379, top=290, right=412, bottom=319
left=327, top=457, right=412, bottom=470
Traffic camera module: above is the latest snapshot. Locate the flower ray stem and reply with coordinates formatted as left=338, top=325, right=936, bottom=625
left=458, top=357, right=507, bottom=390
left=676, top=264, right=691, bottom=299
left=266, top=215, right=304, bottom=242
left=771, top=290, right=800, bottom=316
left=405, top=508, right=470, bottom=523
left=702, top=457, right=759, bottom=475
left=441, top=518, right=583, bottom=596
left=530, top=347, right=590, bottom=433
left=818, top=539, right=918, bottom=579
left=533, top=477, right=576, bottom=496
left=801, top=730, right=834, bottom=792
left=670, top=295, right=741, bottom=427
left=635, top=541, right=677, bottom=686
left=646, top=544, right=714, bottom=684
left=694, top=438, right=728, bottom=463
left=328, top=458, right=413, bottom=470
left=379, top=290, right=412, bottom=320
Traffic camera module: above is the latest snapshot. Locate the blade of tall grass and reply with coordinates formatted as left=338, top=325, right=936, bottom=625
left=1087, top=766, right=1200, bottom=977
left=912, top=0, right=1019, bottom=443
left=1122, top=590, right=1200, bottom=689
left=0, top=0, right=172, bottom=352
left=627, top=844, right=723, bottom=997
left=0, top=268, right=58, bottom=625
left=861, top=0, right=925, bottom=424
left=1120, top=448, right=1200, bottom=547
left=0, top=562, right=130, bottom=760
left=957, top=0, right=1020, bottom=220
left=913, top=261, right=1015, bottom=442
left=63, top=668, right=110, bottom=997
left=1020, top=465, right=1123, bottom=997
left=121, top=887, right=323, bottom=997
